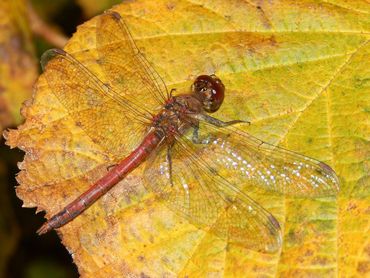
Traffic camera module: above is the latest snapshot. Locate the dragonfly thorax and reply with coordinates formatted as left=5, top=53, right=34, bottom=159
left=152, top=74, right=225, bottom=140
left=152, top=94, right=202, bottom=141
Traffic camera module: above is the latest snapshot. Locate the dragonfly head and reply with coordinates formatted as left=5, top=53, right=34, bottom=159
left=192, top=74, right=225, bottom=113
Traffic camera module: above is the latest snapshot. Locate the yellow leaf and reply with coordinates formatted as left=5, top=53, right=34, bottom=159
left=5, top=1, right=370, bottom=277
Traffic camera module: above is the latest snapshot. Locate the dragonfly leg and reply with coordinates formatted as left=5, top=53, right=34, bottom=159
left=166, top=144, right=174, bottom=187
left=106, top=163, right=117, bottom=171
left=170, top=88, right=177, bottom=98
left=191, top=114, right=250, bottom=144
left=192, top=125, right=212, bottom=144
left=193, top=113, right=250, bottom=127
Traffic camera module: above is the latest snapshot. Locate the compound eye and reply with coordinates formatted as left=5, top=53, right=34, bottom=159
left=192, top=75, right=225, bottom=113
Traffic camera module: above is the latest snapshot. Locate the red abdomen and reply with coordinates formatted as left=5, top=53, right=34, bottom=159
left=37, top=130, right=163, bottom=234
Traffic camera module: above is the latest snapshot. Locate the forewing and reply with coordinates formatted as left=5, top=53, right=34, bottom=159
left=41, top=49, right=149, bottom=158
left=182, top=120, right=340, bottom=197
left=144, top=141, right=282, bottom=253
left=96, top=11, right=168, bottom=114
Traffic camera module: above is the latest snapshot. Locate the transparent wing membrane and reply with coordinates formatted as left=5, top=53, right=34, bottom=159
left=96, top=11, right=168, bottom=113
left=41, top=49, right=150, bottom=157
left=40, top=11, right=172, bottom=158
left=179, top=119, right=339, bottom=197
left=144, top=136, right=282, bottom=253
left=143, top=117, right=339, bottom=252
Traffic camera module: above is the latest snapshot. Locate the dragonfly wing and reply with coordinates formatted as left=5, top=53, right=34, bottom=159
left=180, top=119, right=340, bottom=197
left=41, top=49, right=149, bottom=158
left=96, top=11, right=168, bottom=114
left=144, top=141, right=282, bottom=253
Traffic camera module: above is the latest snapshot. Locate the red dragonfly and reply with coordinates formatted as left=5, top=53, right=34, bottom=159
left=37, top=11, right=339, bottom=253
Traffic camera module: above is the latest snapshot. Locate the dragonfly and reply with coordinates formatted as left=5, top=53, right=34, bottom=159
left=37, top=11, right=339, bottom=253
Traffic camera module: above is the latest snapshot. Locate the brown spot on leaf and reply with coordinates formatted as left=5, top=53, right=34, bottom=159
left=166, top=2, right=176, bottom=10
left=357, top=261, right=370, bottom=274
left=137, top=255, right=145, bottom=261
left=140, top=272, right=150, bottom=278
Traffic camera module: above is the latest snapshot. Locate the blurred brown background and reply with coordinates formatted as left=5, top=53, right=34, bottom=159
left=0, top=1, right=121, bottom=277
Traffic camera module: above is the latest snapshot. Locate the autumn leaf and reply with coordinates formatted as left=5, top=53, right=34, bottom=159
left=0, top=0, right=37, bottom=132
left=5, top=0, right=370, bottom=277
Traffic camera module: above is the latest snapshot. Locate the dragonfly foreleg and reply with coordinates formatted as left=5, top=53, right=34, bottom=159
left=190, top=113, right=250, bottom=127
left=192, top=125, right=212, bottom=144
left=190, top=114, right=250, bottom=144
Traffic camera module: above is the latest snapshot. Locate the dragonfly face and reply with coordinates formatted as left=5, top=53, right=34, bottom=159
left=192, top=74, right=225, bottom=113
